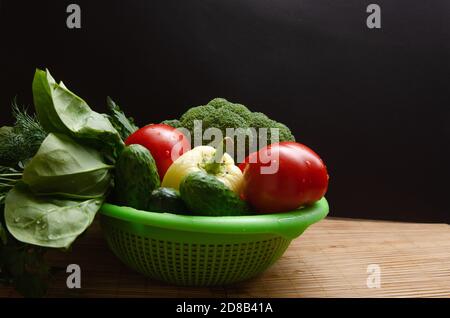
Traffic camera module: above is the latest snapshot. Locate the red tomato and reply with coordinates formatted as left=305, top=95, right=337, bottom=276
left=241, top=142, right=329, bottom=213
left=125, top=124, right=191, bottom=179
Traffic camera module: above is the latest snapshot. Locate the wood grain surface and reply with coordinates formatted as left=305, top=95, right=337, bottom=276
left=1, top=218, right=449, bottom=298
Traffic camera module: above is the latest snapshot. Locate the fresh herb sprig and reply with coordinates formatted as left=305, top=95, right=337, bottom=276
left=106, top=96, right=138, bottom=140
left=0, top=101, right=51, bottom=297
left=0, top=166, right=21, bottom=205
left=0, top=224, right=52, bottom=297
left=1, top=70, right=133, bottom=297
left=0, top=101, right=47, bottom=167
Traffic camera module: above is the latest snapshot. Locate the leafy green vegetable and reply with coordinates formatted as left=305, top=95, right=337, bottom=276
left=14, top=267, right=49, bottom=298
left=0, top=221, right=53, bottom=297
left=12, top=101, right=48, bottom=144
left=22, top=133, right=113, bottom=199
left=32, top=69, right=123, bottom=154
left=106, top=96, right=138, bottom=140
left=0, top=103, right=51, bottom=296
left=0, top=103, right=47, bottom=166
left=0, top=126, right=12, bottom=135
left=0, top=222, right=6, bottom=245
left=0, top=165, right=21, bottom=175
left=5, top=184, right=101, bottom=248
left=1, top=69, right=129, bottom=297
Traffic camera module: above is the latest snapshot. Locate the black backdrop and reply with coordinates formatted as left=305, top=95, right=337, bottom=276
left=0, top=0, right=449, bottom=222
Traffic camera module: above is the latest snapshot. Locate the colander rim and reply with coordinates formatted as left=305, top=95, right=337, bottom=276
left=100, top=197, right=328, bottom=240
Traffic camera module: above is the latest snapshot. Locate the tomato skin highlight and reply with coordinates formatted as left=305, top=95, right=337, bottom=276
left=125, top=124, right=191, bottom=180
left=241, top=142, right=329, bottom=213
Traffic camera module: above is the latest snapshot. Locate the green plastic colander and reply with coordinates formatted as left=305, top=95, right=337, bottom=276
left=99, top=197, right=329, bottom=286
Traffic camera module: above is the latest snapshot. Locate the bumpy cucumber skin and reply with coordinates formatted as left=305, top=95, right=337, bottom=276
left=148, top=187, right=190, bottom=215
left=115, top=144, right=160, bottom=210
left=180, top=171, right=250, bottom=216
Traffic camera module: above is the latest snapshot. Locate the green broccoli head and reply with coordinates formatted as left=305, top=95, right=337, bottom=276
left=247, top=112, right=272, bottom=128
left=220, top=103, right=253, bottom=122
left=203, top=108, right=249, bottom=132
left=175, top=99, right=294, bottom=160
left=207, top=97, right=253, bottom=122
left=274, top=122, right=295, bottom=142
left=180, top=104, right=216, bottom=131
left=207, top=98, right=230, bottom=109
left=247, top=112, right=295, bottom=146
left=160, top=119, right=182, bottom=129
left=203, top=107, right=253, bottom=160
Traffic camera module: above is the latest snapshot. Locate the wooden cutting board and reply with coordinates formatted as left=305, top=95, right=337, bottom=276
left=1, top=218, right=449, bottom=298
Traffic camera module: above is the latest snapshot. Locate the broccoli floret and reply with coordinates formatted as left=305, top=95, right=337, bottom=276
left=161, top=119, right=182, bottom=128
left=274, top=122, right=295, bottom=142
left=180, top=104, right=215, bottom=131
left=202, top=108, right=253, bottom=157
left=248, top=112, right=272, bottom=128
left=207, top=98, right=252, bottom=121
left=220, top=103, right=253, bottom=122
left=207, top=98, right=229, bottom=109
left=247, top=112, right=276, bottom=148
left=203, top=108, right=249, bottom=133
left=248, top=112, right=295, bottom=146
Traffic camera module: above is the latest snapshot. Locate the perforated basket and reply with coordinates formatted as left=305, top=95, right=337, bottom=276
left=99, top=197, right=329, bottom=286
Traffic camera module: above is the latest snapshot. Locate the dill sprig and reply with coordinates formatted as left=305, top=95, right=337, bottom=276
left=0, top=105, right=50, bottom=296
left=0, top=166, right=22, bottom=205
left=0, top=100, right=47, bottom=167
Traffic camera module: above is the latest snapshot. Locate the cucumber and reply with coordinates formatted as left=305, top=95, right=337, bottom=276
left=148, top=187, right=190, bottom=215
left=115, top=144, right=160, bottom=210
left=180, top=171, right=250, bottom=216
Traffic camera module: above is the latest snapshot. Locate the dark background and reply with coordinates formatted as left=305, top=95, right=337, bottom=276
left=0, top=0, right=449, bottom=222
